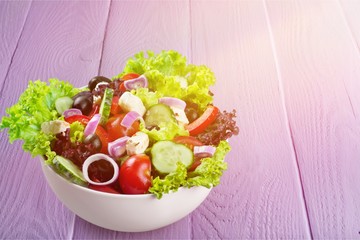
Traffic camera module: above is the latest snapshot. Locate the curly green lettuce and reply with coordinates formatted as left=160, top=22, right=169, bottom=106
left=115, top=50, right=216, bottom=111
left=139, top=121, right=189, bottom=142
left=0, top=79, right=80, bottom=162
left=69, top=121, right=85, bottom=143
left=149, top=140, right=231, bottom=198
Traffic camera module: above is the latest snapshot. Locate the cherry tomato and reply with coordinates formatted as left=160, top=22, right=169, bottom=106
left=105, top=114, right=139, bottom=142
left=110, top=96, right=121, bottom=115
left=186, top=105, right=219, bottom=135
left=119, top=73, right=140, bottom=92
left=119, top=154, right=151, bottom=194
left=89, top=184, right=120, bottom=194
left=173, top=136, right=203, bottom=150
left=64, top=115, right=90, bottom=125
left=95, top=125, right=110, bottom=154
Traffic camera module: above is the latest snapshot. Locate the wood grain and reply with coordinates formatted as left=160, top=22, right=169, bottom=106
left=0, top=1, right=31, bottom=89
left=339, top=0, right=360, bottom=119
left=73, top=1, right=191, bottom=238
left=190, top=1, right=311, bottom=239
left=265, top=0, right=360, bottom=238
left=0, top=1, right=109, bottom=239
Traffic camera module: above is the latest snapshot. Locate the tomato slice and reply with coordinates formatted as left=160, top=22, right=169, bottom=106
left=88, top=104, right=100, bottom=118
left=64, top=115, right=90, bottom=125
left=110, top=96, right=121, bottom=116
left=95, top=125, right=110, bottom=154
left=106, top=114, right=139, bottom=142
left=119, top=73, right=140, bottom=92
left=186, top=105, right=219, bottom=135
left=121, top=73, right=140, bottom=80
left=173, top=136, right=203, bottom=150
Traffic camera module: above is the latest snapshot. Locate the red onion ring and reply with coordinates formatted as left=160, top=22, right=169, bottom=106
left=194, top=145, right=216, bottom=157
left=124, top=75, right=148, bottom=90
left=121, top=111, right=143, bottom=129
left=159, top=97, right=186, bottom=110
left=84, top=114, right=101, bottom=137
left=108, top=136, right=130, bottom=158
left=82, top=153, right=119, bottom=186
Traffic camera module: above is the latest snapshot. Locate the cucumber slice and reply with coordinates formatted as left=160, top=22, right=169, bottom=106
left=55, top=96, right=73, bottom=115
left=99, top=88, right=114, bottom=125
left=151, top=141, right=193, bottom=174
left=144, top=103, right=175, bottom=128
left=52, top=155, right=87, bottom=186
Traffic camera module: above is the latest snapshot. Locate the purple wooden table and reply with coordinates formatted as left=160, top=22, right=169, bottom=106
left=1, top=1, right=360, bottom=239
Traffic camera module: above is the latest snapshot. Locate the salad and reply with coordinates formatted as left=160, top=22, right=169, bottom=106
left=0, top=50, right=238, bottom=198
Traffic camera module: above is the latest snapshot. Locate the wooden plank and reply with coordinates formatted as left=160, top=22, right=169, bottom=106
left=72, top=1, right=191, bottom=238
left=0, top=1, right=31, bottom=89
left=339, top=0, right=360, bottom=118
left=190, top=1, right=311, bottom=239
left=265, top=0, right=360, bottom=238
left=0, top=1, right=110, bottom=239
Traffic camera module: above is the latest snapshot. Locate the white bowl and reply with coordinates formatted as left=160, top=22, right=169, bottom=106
left=40, top=160, right=212, bottom=232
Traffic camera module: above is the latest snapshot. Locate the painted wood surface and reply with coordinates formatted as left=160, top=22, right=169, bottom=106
left=0, top=1, right=359, bottom=239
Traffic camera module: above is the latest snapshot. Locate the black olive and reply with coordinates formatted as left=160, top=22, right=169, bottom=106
left=84, top=134, right=102, bottom=152
left=88, top=76, right=112, bottom=91
left=72, top=93, right=93, bottom=115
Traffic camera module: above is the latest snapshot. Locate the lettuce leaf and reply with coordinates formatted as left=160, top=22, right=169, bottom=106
left=116, top=50, right=216, bottom=111
left=186, top=140, right=230, bottom=188
left=69, top=121, right=85, bottom=143
left=0, top=79, right=80, bottom=162
left=139, top=121, right=189, bottom=142
left=148, top=140, right=231, bottom=199
left=131, top=88, right=161, bottom=109
left=148, top=162, right=187, bottom=199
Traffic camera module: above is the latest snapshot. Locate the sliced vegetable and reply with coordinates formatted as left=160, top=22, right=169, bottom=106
left=173, top=136, right=203, bottom=150
left=55, top=96, right=74, bottom=115
left=65, top=115, right=90, bottom=125
left=186, top=105, right=219, bottom=135
left=95, top=125, right=109, bottom=154
left=106, top=114, right=139, bottom=142
left=84, top=114, right=101, bottom=137
left=123, top=75, right=148, bottom=90
left=52, top=155, right=86, bottom=186
left=151, top=141, right=193, bottom=174
left=110, top=96, right=121, bottom=115
left=82, top=153, right=119, bottom=186
left=63, top=108, right=82, bottom=118
left=119, top=73, right=140, bottom=91
left=99, top=88, right=114, bottom=125
left=159, top=97, right=186, bottom=110
left=121, top=73, right=140, bottom=80
left=193, top=145, right=216, bottom=157
left=121, top=111, right=142, bottom=129
left=144, top=103, right=175, bottom=128
left=108, top=136, right=130, bottom=158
